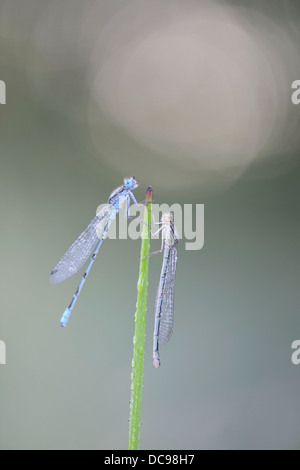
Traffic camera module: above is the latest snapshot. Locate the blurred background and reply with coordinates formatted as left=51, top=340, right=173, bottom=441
left=0, top=0, right=300, bottom=450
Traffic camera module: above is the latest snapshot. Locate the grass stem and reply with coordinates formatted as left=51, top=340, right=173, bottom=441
left=128, top=186, right=153, bottom=450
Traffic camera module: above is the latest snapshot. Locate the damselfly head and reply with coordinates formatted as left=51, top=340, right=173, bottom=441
left=123, top=176, right=138, bottom=190
left=161, top=212, right=174, bottom=224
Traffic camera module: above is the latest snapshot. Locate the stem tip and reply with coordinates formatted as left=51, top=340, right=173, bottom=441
left=146, top=186, right=153, bottom=203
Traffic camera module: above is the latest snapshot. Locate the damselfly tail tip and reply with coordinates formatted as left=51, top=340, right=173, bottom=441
left=60, top=308, right=70, bottom=328
left=60, top=317, right=68, bottom=328
left=152, top=358, right=160, bottom=368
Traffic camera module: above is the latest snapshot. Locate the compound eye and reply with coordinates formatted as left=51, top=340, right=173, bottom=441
left=125, top=177, right=135, bottom=188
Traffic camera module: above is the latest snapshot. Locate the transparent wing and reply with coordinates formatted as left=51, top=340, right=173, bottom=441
left=158, top=246, right=177, bottom=345
left=50, top=204, right=113, bottom=284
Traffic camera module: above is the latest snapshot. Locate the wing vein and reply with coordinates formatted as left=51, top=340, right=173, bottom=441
left=50, top=204, right=112, bottom=284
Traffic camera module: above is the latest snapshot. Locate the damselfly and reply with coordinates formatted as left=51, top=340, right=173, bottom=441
left=50, top=177, right=139, bottom=327
left=152, top=212, right=178, bottom=368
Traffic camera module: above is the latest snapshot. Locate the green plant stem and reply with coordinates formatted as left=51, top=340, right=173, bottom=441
left=128, top=187, right=153, bottom=450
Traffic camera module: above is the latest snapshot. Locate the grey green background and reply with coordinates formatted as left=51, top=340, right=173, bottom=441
left=0, top=0, right=300, bottom=449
